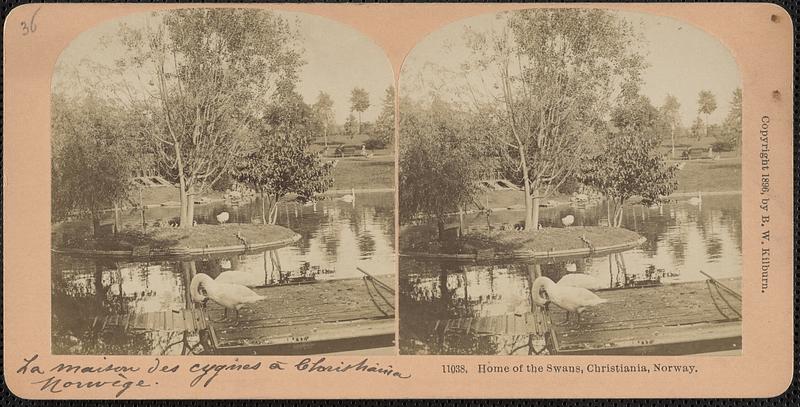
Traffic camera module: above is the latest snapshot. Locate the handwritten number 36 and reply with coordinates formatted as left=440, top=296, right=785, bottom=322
left=21, top=7, right=41, bottom=36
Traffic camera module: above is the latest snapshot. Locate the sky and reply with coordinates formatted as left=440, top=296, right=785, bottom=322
left=53, top=10, right=394, bottom=123
left=401, top=9, right=741, bottom=125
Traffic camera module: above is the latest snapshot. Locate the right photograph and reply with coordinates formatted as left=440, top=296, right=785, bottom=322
left=398, top=8, right=742, bottom=356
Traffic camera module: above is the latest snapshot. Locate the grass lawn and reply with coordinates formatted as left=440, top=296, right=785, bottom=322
left=329, top=155, right=394, bottom=190
left=312, top=132, right=394, bottom=157
left=672, top=157, right=741, bottom=194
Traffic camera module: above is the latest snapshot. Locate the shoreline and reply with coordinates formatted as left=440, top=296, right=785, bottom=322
left=401, top=226, right=645, bottom=262
left=448, top=189, right=742, bottom=216
left=98, top=187, right=396, bottom=211
left=53, top=224, right=301, bottom=259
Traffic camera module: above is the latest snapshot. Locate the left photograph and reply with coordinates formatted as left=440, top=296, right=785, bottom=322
left=50, top=8, right=396, bottom=356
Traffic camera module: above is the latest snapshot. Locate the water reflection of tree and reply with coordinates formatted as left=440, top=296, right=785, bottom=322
left=372, top=204, right=396, bottom=249
left=718, top=204, right=743, bottom=253
left=623, top=205, right=673, bottom=256
left=52, top=259, right=154, bottom=355
left=357, top=232, right=376, bottom=258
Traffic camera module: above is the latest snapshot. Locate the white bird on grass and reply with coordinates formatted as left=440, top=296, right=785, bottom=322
left=190, top=274, right=265, bottom=325
left=561, top=214, right=575, bottom=227
left=532, top=276, right=607, bottom=325
left=216, top=211, right=230, bottom=224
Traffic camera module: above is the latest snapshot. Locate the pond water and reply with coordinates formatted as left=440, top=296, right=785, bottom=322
left=52, top=192, right=395, bottom=355
left=399, top=194, right=742, bottom=355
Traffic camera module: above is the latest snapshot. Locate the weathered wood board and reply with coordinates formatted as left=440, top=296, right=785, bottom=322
left=207, top=275, right=395, bottom=354
left=435, top=309, right=550, bottom=337
left=92, top=309, right=208, bottom=333
left=553, top=278, right=742, bottom=355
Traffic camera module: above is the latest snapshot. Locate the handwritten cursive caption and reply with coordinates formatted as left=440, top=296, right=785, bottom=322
left=15, top=354, right=411, bottom=398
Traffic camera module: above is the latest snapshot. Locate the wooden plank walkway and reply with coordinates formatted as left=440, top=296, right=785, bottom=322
left=207, top=275, right=396, bottom=355
left=435, top=310, right=550, bottom=337
left=92, top=309, right=208, bottom=333
left=553, top=277, right=742, bottom=355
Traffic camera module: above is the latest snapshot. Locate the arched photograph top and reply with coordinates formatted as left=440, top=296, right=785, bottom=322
left=398, top=8, right=742, bottom=356
left=50, top=8, right=396, bottom=357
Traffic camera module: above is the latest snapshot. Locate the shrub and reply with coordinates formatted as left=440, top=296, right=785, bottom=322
left=710, top=140, right=736, bottom=152
left=364, top=138, right=387, bottom=150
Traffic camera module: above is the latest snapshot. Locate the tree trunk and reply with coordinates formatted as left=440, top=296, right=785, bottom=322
left=175, top=142, right=191, bottom=228
left=113, top=202, right=120, bottom=235
left=139, top=188, right=147, bottom=233
left=670, top=127, right=675, bottom=159
left=259, top=189, right=267, bottom=224
left=522, top=177, right=533, bottom=230
left=186, top=185, right=195, bottom=227
left=178, top=187, right=188, bottom=227
left=268, top=195, right=279, bottom=225
left=613, top=203, right=624, bottom=227
left=437, top=218, right=445, bottom=241
left=357, top=111, right=362, bottom=135
left=530, top=189, right=541, bottom=230
left=91, top=210, right=100, bottom=237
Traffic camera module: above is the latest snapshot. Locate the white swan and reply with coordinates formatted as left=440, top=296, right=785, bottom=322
left=557, top=273, right=606, bottom=290
left=339, top=188, right=355, bottom=204
left=561, top=215, right=574, bottom=227
left=688, top=191, right=702, bottom=206
left=532, top=276, right=607, bottom=325
left=190, top=273, right=265, bottom=324
left=214, top=270, right=262, bottom=287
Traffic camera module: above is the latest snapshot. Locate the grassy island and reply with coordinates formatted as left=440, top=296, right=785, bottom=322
left=402, top=226, right=645, bottom=261
left=53, top=223, right=300, bottom=258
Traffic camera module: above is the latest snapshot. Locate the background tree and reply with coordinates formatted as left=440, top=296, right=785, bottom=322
left=349, top=87, right=370, bottom=134
left=399, top=98, right=488, bottom=239
left=114, top=9, right=303, bottom=227
left=721, top=88, right=742, bottom=148
left=343, top=113, right=358, bottom=139
left=374, top=86, right=396, bottom=145
left=582, top=94, right=677, bottom=227
left=312, top=91, right=335, bottom=148
left=659, top=94, right=682, bottom=158
left=697, top=90, right=718, bottom=139
left=459, top=9, right=645, bottom=230
left=232, top=89, right=334, bottom=224
left=51, top=94, right=138, bottom=235
left=690, top=117, right=704, bottom=140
